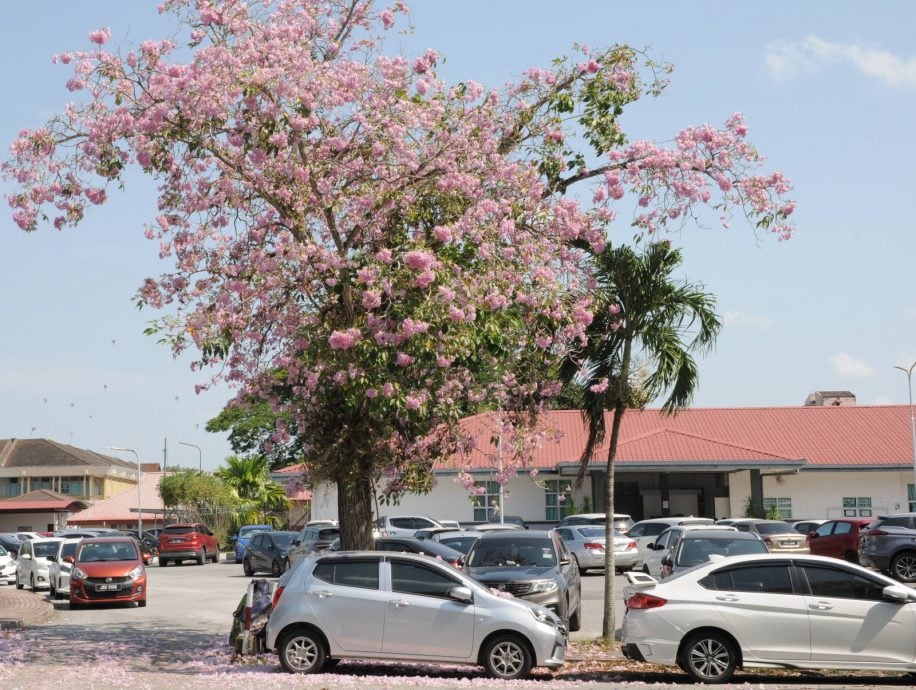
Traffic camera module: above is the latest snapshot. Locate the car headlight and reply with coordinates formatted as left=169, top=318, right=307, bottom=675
left=127, top=565, right=144, bottom=580
left=72, top=567, right=87, bottom=580
left=529, top=579, right=559, bottom=593
left=529, top=606, right=558, bottom=626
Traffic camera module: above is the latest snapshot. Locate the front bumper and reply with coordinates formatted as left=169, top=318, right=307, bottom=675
left=70, top=578, right=146, bottom=604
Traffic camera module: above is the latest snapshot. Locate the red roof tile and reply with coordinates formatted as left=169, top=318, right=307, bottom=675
left=67, top=473, right=165, bottom=524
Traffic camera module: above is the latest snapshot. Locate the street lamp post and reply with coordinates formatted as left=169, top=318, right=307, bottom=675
left=894, top=361, right=916, bottom=508
left=179, top=441, right=203, bottom=473
left=108, top=446, right=143, bottom=534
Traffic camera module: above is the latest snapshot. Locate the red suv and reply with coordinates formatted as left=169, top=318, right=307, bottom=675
left=806, top=518, right=873, bottom=562
left=158, top=523, right=219, bottom=566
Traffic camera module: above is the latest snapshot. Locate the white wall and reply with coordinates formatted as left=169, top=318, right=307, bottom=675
left=761, top=470, right=912, bottom=519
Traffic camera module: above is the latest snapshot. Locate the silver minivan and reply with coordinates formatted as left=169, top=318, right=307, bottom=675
left=266, top=551, right=567, bottom=679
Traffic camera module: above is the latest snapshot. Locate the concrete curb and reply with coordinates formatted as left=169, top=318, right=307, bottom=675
left=0, top=586, right=56, bottom=629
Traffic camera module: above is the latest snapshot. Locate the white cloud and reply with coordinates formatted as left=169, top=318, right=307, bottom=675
left=765, top=35, right=916, bottom=89
left=723, top=310, right=773, bottom=330
left=829, top=352, right=874, bottom=378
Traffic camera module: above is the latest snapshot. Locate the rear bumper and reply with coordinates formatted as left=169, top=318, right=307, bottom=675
left=159, top=549, right=200, bottom=559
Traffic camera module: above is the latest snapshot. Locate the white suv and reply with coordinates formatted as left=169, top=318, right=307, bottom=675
left=15, top=537, right=63, bottom=590
left=627, top=517, right=715, bottom=567
left=642, top=524, right=737, bottom=578
left=374, top=515, right=443, bottom=537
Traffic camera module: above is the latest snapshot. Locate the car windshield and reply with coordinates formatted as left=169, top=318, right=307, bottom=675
left=33, top=541, right=62, bottom=558
left=61, top=542, right=79, bottom=559
left=78, top=542, right=138, bottom=562
left=676, top=537, right=767, bottom=565
left=468, top=539, right=555, bottom=567
left=754, top=522, right=793, bottom=535
left=576, top=527, right=606, bottom=538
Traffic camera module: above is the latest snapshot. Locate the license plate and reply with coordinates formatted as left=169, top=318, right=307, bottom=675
left=97, top=584, right=120, bottom=591
left=169, top=537, right=186, bottom=543
left=783, top=541, right=798, bottom=547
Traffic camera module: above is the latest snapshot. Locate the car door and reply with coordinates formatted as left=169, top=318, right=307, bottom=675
left=809, top=521, right=840, bottom=558
left=799, top=563, right=916, bottom=664
left=247, top=533, right=264, bottom=570
left=555, top=533, right=580, bottom=613
left=705, top=562, right=811, bottom=661
left=644, top=528, right=679, bottom=578
left=382, top=557, right=475, bottom=658
left=307, top=557, right=385, bottom=653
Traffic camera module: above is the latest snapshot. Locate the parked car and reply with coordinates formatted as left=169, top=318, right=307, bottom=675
left=643, top=524, right=738, bottom=578
left=53, top=529, right=111, bottom=539
left=556, top=512, right=635, bottom=531
left=117, top=528, right=160, bottom=552
left=465, top=530, right=582, bottom=631
left=474, top=523, right=524, bottom=532
left=414, top=526, right=464, bottom=541
left=243, top=530, right=299, bottom=577
left=15, top=537, right=62, bottom=590
left=374, top=515, right=444, bottom=537
left=0, top=544, right=16, bottom=584
left=48, top=537, right=82, bottom=598
left=69, top=536, right=147, bottom=609
left=622, top=553, right=916, bottom=683
left=432, top=530, right=481, bottom=555
left=722, top=518, right=810, bottom=554
left=658, top=529, right=768, bottom=579
left=806, top=518, right=873, bottom=563
left=232, top=524, right=274, bottom=564
left=555, top=525, right=638, bottom=575
left=437, top=519, right=462, bottom=529
left=859, top=512, right=916, bottom=582
left=266, top=550, right=567, bottom=679
left=158, top=523, right=219, bottom=566
left=627, top=517, right=715, bottom=567
left=789, top=518, right=828, bottom=535
left=369, top=536, right=466, bottom=569
left=0, top=533, right=22, bottom=557
left=285, top=525, right=341, bottom=568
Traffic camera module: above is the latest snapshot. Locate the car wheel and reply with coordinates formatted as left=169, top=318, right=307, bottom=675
left=49, top=583, right=56, bottom=599
left=844, top=550, right=859, bottom=564
left=284, top=558, right=292, bottom=572
left=271, top=560, right=283, bottom=577
left=482, top=634, right=532, bottom=680
left=15, top=575, right=23, bottom=590
left=197, top=548, right=207, bottom=565
left=568, top=600, right=582, bottom=632
left=891, top=551, right=916, bottom=583
left=679, top=630, right=738, bottom=684
left=70, top=601, right=82, bottom=610
left=30, top=574, right=36, bottom=591
left=278, top=628, right=326, bottom=674
left=243, top=559, right=254, bottom=577
left=212, top=550, right=219, bottom=563
left=138, top=599, right=147, bottom=608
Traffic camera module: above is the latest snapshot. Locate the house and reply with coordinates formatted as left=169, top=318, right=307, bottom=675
left=0, top=438, right=158, bottom=532
left=66, top=472, right=167, bottom=531
left=297, top=393, right=916, bottom=526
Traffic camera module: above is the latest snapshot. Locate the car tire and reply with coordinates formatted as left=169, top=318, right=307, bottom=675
left=679, top=630, right=738, bottom=684
left=49, top=583, right=57, bottom=599
left=568, top=600, right=582, bottom=632
left=844, top=550, right=859, bottom=564
left=212, top=550, right=219, bottom=563
left=891, top=551, right=916, bottom=583
left=160, top=558, right=169, bottom=567
left=197, top=548, right=207, bottom=565
left=271, top=560, right=283, bottom=577
left=243, top=559, right=254, bottom=577
left=278, top=627, right=326, bottom=674
left=481, top=634, right=533, bottom=680
left=30, top=574, right=36, bottom=591
left=284, top=558, right=292, bottom=572
left=15, top=576, right=23, bottom=590
left=70, top=601, right=82, bottom=610
left=138, top=599, right=147, bottom=608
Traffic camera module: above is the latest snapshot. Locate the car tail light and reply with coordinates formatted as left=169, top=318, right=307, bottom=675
left=626, top=540, right=637, bottom=549
left=626, top=592, right=667, bottom=610
left=763, top=537, right=773, bottom=546
left=584, top=542, right=604, bottom=550
left=272, top=585, right=285, bottom=609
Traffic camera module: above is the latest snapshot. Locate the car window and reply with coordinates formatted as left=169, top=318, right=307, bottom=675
left=313, top=559, right=379, bottom=589
left=33, top=541, right=61, bottom=558
left=390, top=518, right=413, bottom=529
left=833, top=522, right=852, bottom=535
left=704, top=564, right=793, bottom=594
left=556, top=528, right=572, bottom=541
left=439, top=536, right=477, bottom=553
left=318, top=529, right=339, bottom=540
left=468, top=539, right=555, bottom=567
left=391, top=560, right=460, bottom=599
left=577, top=527, right=604, bottom=539
left=251, top=534, right=264, bottom=548
left=814, top=522, right=834, bottom=537
left=877, top=516, right=913, bottom=529
left=627, top=524, right=646, bottom=537
left=754, top=522, right=793, bottom=535
left=800, top=565, right=886, bottom=601
left=414, top=518, right=437, bottom=529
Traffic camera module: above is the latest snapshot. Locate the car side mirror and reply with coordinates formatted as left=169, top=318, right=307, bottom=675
left=20, top=553, right=31, bottom=561
left=64, top=555, right=74, bottom=564
left=449, top=585, right=473, bottom=603
left=883, top=584, right=913, bottom=603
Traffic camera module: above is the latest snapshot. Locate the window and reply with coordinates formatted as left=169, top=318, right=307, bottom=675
left=801, top=565, right=885, bottom=601
left=705, top=564, right=793, bottom=594
left=545, top=479, right=573, bottom=521
left=814, top=522, right=834, bottom=537
left=313, top=559, right=379, bottom=589
left=909, top=484, right=916, bottom=512
left=763, top=497, right=792, bottom=519
left=391, top=561, right=460, bottom=599
left=833, top=522, right=852, bottom=535
left=842, top=497, right=872, bottom=517
left=472, top=481, right=501, bottom=522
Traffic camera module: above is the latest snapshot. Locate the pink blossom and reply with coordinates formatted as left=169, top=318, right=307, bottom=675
left=589, top=378, right=610, bottom=394
left=88, top=27, right=111, bottom=45
left=362, top=290, right=382, bottom=309
left=381, top=382, right=395, bottom=397
left=403, top=249, right=435, bottom=271
left=395, top=352, right=415, bottom=367
left=328, top=328, right=360, bottom=350
left=380, top=9, right=394, bottom=28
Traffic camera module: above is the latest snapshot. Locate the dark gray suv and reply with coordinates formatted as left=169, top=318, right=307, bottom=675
left=859, top=513, right=916, bottom=582
left=465, top=530, right=582, bottom=631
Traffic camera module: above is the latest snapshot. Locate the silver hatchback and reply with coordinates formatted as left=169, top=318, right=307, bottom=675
left=266, top=551, right=567, bottom=679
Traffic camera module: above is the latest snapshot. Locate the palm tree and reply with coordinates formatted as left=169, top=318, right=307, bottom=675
left=562, top=239, right=721, bottom=642
left=215, top=455, right=290, bottom=525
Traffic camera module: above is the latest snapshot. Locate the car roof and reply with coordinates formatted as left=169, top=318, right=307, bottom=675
left=633, top=517, right=714, bottom=526
left=474, top=529, right=554, bottom=540
left=438, top=530, right=482, bottom=538
left=78, top=536, right=138, bottom=544
left=679, top=529, right=761, bottom=539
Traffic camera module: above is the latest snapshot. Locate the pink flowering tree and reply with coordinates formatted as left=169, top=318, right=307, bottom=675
left=3, top=1, right=794, bottom=549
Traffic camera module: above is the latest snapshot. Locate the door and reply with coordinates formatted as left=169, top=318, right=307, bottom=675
left=308, top=558, right=385, bottom=653
left=644, top=528, right=679, bottom=578
left=382, top=558, right=475, bottom=658
left=800, top=563, right=916, bottom=664
left=708, top=563, right=810, bottom=661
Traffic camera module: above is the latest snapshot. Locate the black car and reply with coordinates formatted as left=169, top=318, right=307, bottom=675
left=465, top=530, right=582, bottom=631
left=0, top=533, right=22, bottom=556
left=244, top=530, right=299, bottom=577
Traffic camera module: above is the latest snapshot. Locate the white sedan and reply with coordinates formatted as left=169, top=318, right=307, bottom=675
left=622, top=553, right=916, bottom=684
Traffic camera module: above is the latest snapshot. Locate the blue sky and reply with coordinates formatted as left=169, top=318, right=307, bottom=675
left=2, top=2, right=915, bottom=470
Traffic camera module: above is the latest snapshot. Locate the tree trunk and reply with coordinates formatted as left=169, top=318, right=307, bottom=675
left=601, top=405, right=625, bottom=642
left=337, top=474, right=374, bottom=550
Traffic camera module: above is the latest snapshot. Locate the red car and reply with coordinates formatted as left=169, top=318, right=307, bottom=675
left=158, top=523, right=220, bottom=566
left=806, top=517, right=874, bottom=562
left=69, top=536, right=147, bottom=608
